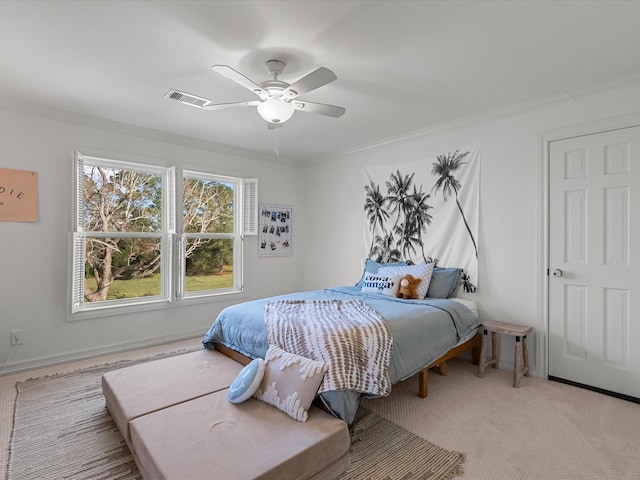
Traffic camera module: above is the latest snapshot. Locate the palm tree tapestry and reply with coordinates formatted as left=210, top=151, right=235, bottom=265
left=364, top=146, right=480, bottom=292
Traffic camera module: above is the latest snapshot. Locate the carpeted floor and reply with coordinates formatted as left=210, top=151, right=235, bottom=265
left=7, top=349, right=463, bottom=480
left=361, top=357, right=640, bottom=480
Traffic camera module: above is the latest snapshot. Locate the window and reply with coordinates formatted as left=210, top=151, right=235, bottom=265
left=180, top=171, right=242, bottom=298
left=71, top=152, right=252, bottom=315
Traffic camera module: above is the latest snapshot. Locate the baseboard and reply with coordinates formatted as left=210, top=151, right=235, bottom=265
left=0, top=330, right=203, bottom=376
left=548, top=376, right=639, bottom=404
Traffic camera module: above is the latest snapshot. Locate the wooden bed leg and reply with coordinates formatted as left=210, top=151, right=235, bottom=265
left=418, top=368, right=428, bottom=398
left=415, top=332, right=482, bottom=398
left=433, top=362, right=448, bottom=376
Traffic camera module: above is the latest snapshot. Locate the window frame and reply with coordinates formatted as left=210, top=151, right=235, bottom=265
left=178, top=170, right=244, bottom=300
left=70, top=152, right=247, bottom=319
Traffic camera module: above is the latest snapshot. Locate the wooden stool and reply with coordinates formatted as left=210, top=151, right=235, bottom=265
left=478, top=320, right=534, bottom=388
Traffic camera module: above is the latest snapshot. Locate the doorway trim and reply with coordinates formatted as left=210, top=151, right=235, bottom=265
left=537, top=112, right=640, bottom=380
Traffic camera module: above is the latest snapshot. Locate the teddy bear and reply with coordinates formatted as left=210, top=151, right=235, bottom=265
left=396, top=274, right=422, bottom=300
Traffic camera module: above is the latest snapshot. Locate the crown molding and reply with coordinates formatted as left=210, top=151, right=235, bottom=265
left=0, top=101, right=300, bottom=167
left=309, top=73, right=640, bottom=166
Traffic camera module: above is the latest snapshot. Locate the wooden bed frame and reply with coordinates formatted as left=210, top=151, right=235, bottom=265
left=418, top=331, right=482, bottom=397
left=213, top=331, right=482, bottom=399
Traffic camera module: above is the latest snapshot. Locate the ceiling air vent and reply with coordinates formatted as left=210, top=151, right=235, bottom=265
left=164, top=89, right=211, bottom=108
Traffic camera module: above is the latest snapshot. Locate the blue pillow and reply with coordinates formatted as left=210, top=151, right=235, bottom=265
left=227, top=358, right=265, bottom=404
left=355, top=259, right=409, bottom=288
left=426, top=267, right=463, bottom=298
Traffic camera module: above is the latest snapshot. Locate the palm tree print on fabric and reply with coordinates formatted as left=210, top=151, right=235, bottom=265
left=460, top=272, right=476, bottom=293
left=364, top=171, right=432, bottom=263
left=369, top=232, right=402, bottom=263
left=364, top=181, right=389, bottom=256
left=431, top=150, right=478, bottom=258
left=364, top=149, right=478, bottom=294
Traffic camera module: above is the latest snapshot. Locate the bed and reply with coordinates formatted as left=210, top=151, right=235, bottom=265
left=202, top=283, right=481, bottom=425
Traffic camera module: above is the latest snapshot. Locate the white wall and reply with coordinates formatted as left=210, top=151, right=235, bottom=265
left=301, top=81, right=640, bottom=376
left=0, top=109, right=304, bottom=373
left=3, top=80, right=640, bottom=377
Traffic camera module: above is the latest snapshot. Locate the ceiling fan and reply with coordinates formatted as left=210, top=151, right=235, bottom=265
left=165, top=60, right=346, bottom=126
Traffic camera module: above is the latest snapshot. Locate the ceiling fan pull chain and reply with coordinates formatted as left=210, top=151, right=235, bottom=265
left=274, top=125, right=280, bottom=156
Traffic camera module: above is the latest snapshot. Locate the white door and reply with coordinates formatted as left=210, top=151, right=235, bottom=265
left=549, top=126, right=640, bottom=399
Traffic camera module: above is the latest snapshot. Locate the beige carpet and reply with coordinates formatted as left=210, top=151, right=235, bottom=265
left=361, top=358, right=640, bottom=480
left=7, top=349, right=463, bottom=480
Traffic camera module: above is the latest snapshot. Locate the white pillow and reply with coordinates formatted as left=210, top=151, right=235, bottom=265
left=360, top=273, right=402, bottom=297
left=377, top=262, right=435, bottom=299
left=254, top=346, right=327, bottom=422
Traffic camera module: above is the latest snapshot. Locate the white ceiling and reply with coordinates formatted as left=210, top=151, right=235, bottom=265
left=1, top=0, right=640, bottom=162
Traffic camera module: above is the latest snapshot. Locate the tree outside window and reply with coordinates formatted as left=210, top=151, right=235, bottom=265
left=72, top=153, right=245, bottom=314
left=182, top=172, right=238, bottom=295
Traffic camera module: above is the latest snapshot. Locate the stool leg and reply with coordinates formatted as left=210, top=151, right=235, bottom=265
left=491, top=331, right=499, bottom=369
left=523, top=335, right=530, bottom=377
left=478, top=328, right=488, bottom=378
left=514, top=336, right=522, bottom=388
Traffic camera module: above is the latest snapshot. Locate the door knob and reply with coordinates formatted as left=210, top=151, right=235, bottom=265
left=551, top=269, right=563, bottom=277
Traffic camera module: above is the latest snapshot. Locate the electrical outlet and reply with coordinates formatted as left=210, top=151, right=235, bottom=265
left=10, top=330, right=24, bottom=346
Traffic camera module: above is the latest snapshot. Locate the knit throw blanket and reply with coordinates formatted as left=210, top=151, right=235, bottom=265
left=264, top=299, right=393, bottom=396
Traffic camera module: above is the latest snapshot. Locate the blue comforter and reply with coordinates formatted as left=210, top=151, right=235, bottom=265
left=202, top=286, right=480, bottom=424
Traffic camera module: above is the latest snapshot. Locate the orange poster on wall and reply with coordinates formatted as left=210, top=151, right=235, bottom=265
left=0, top=167, right=38, bottom=222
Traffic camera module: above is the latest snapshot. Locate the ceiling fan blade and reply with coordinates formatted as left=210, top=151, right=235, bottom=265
left=211, top=65, right=269, bottom=100
left=291, top=100, right=345, bottom=118
left=282, top=67, right=337, bottom=100
left=202, top=100, right=261, bottom=111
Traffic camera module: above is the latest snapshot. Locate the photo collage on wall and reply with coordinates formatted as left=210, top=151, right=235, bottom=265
left=258, top=204, right=292, bottom=257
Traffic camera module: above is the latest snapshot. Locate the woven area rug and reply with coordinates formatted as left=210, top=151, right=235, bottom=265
left=8, top=351, right=464, bottom=480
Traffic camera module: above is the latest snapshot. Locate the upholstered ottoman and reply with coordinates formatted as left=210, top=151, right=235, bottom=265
left=129, top=389, right=351, bottom=480
left=102, top=349, right=242, bottom=443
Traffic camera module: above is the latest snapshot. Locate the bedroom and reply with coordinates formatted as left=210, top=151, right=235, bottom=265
left=1, top=1, right=640, bottom=479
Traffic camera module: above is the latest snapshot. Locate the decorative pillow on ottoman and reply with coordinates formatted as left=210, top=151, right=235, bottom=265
left=227, top=358, right=266, bottom=404
left=254, top=345, right=327, bottom=422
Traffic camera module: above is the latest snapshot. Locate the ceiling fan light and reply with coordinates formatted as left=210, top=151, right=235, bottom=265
left=257, top=99, right=294, bottom=124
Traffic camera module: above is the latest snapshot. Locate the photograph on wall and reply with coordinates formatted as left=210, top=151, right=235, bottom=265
left=258, top=204, right=293, bottom=257
left=0, top=167, right=38, bottom=222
